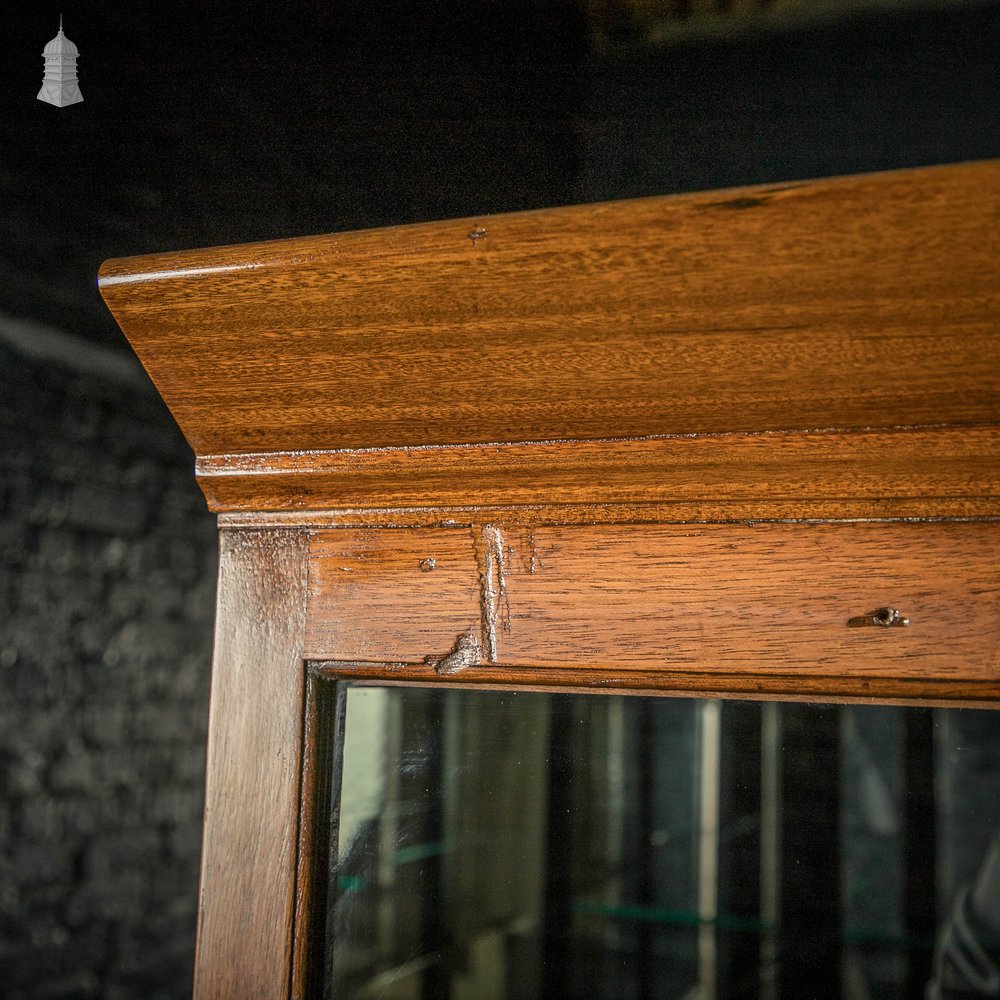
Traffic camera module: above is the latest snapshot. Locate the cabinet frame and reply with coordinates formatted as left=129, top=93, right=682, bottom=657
left=99, top=160, right=1000, bottom=999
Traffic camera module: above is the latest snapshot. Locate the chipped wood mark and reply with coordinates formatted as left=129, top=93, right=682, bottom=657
left=474, top=523, right=508, bottom=663
left=424, top=629, right=480, bottom=675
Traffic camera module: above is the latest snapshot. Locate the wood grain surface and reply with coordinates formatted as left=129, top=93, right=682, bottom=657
left=99, top=160, right=1000, bottom=517
left=305, top=522, right=1000, bottom=700
left=197, top=425, right=1000, bottom=518
left=307, top=527, right=481, bottom=671
left=106, top=164, right=1000, bottom=996
left=289, top=670, right=342, bottom=1000
left=194, top=528, right=309, bottom=1000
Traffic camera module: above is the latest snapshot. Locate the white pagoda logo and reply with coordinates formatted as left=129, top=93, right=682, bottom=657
left=38, top=16, right=83, bottom=107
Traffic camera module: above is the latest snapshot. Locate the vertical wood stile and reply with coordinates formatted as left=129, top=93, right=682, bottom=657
left=193, top=528, right=310, bottom=1000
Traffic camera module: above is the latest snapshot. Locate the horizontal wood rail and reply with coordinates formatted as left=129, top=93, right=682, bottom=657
left=303, top=521, right=1000, bottom=702
left=196, top=424, right=1000, bottom=520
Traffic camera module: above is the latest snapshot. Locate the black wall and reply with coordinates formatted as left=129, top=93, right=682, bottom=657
left=0, top=349, right=216, bottom=999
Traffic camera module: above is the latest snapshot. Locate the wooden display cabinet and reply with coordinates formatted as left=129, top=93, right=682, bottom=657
left=100, top=160, right=1000, bottom=999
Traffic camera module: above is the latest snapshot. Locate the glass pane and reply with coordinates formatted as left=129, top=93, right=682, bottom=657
left=320, top=687, right=1000, bottom=1000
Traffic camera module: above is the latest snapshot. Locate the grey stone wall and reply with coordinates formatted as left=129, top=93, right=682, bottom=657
left=0, top=344, right=216, bottom=1000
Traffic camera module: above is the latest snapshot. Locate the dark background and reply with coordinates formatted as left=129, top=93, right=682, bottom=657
left=1, top=1, right=998, bottom=997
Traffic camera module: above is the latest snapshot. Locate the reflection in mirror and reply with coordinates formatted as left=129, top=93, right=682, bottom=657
left=320, top=686, right=1000, bottom=999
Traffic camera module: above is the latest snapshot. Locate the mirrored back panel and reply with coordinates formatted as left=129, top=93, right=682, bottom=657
left=314, top=684, right=1000, bottom=1000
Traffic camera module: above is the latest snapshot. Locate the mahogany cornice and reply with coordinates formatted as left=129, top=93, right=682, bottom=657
left=99, top=160, right=1000, bottom=519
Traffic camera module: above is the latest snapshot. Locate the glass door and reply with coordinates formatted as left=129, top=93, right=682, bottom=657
left=318, top=684, right=1000, bottom=1000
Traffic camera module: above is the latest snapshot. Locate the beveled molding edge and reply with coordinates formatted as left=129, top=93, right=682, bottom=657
left=199, top=424, right=1000, bottom=521
left=217, top=506, right=1000, bottom=530
left=311, top=662, right=1000, bottom=711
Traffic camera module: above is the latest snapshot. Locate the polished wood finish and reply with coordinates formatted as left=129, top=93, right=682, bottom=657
left=99, top=160, right=1000, bottom=518
left=289, top=670, right=342, bottom=1000
left=198, top=426, right=1000, bottom=520
left=305, top=522, right=1000, bottom=702
left=98, top=161, right=1000, bottom=1000
left=307, top=528, right=482, bottom=663
left=194, top=529, right=309, bottom=1000
left=316, top=661, right=1000, bottom=708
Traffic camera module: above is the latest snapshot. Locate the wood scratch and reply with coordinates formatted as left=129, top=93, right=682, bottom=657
left=475, top=523, right=507, bottom=663
left=502, top=544, right=513, bottom=634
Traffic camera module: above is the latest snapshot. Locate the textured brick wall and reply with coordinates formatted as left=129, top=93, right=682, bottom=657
left=0, top=344, right=216, bottom=1000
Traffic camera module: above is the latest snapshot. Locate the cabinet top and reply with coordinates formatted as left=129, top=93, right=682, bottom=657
left=99, top=160, right=1000, bottom=521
